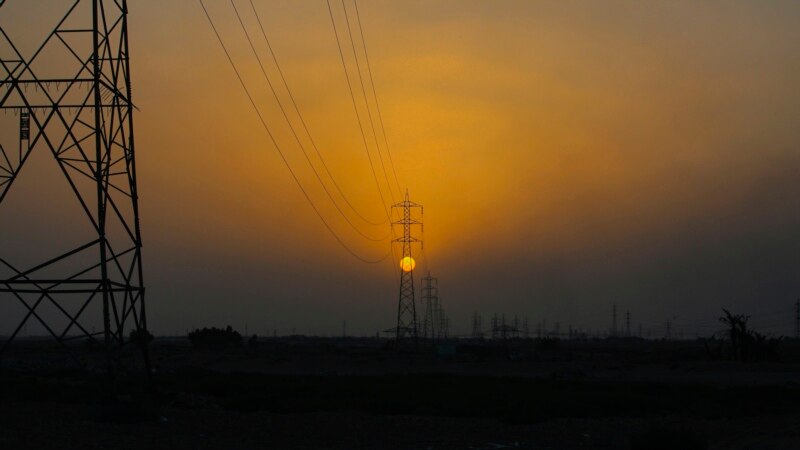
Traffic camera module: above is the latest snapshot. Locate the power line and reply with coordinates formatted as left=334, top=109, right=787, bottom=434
left=246, top=0, right=388, bottom=227
left=352, top=0, right=403, bottom=197
left=325, top=0, right=392, bottom=216
left=325, top=0, right=402, bottom=277
left=340, top=0, right=398, bottom=203
left=230, top=0, right=388, bottom=242
left=199, top=0, right=390, bottom=264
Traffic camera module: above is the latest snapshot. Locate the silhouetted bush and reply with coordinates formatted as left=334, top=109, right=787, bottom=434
left=129, top=328, right=154, bottom=347
left=188, top=326, right=242, bottom=349
left=248, top=334, right=259, bottom=347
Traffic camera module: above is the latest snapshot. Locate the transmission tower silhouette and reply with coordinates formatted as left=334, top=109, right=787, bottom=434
left=625, top=310, right=631, bottom=337
left=0, top=1, right=150, bottom=373
left=421, top=272, right=436, bottom=340
left=392, top=190, right=422, bottom=347
left=471, top=312, right=483, bottom=339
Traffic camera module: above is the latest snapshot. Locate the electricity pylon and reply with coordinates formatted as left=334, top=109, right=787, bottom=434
left=421, top=272, right=437, bottom=340
left=0, top=0, right=150, bottom=374
left=392, top=190, right=422, bottom=347
left=471, top=312, right=483, bottom=339
left=625, top=310, right=631, bottom=337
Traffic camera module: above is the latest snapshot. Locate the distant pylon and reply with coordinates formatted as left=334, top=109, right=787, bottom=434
left=421, top=273, right=436, bottom=339
left=431, top=277, right=440, bottom=339
left=436, top=299, right=446, bottom=339
left=392, top=190, right=423, bottom=347
left=431, top=288, right=444, bottom=339
left=625, top=310, right=631, bottom=337
left=471, top=312, right=483, bottom=339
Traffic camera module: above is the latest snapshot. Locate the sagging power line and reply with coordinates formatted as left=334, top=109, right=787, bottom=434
left=200, top=0, right=391, bottom=264
left=230, top=0, right=389, bottom=243
left=245, top=0, right=390, bottom=228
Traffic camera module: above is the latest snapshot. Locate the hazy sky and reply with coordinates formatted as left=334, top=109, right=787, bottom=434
left=2, top=1, right=800, bottom=337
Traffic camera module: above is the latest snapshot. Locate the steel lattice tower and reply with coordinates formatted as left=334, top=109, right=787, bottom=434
left=625, top=310, right=631, bottom=337
left=392, top=190, right=422, bottom=346
left=0, top=0, right=149, bottom=372
left=421, top=272, right=436, bottom=340
left=471, top=311, right=482, bottom=339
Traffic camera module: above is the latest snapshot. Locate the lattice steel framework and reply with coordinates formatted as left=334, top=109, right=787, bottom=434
left=420, top=272, right=436, bottom=340
left=392, top=190, right=422, bottom=346
left=471, top=311, right=483, bottom=339
left=0, top=0, right=149, bottom=370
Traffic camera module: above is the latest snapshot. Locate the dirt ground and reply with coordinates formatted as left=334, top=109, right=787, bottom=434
left=2, top=402, right=799, bottom=449
left=2, top=337, right=800, bottom=449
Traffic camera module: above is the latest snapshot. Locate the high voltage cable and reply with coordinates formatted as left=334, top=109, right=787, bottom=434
left=249, top=0, right=407, bottom=279
left=340, top=0, right=411, bottom=279
left=329, top=0, right=404, bottom=275
left=246, top=0, right=388, bottom=227
left=326, top=0, right=405, bottom=275
left=352, top=0, right=403, bottom=197
left=339, top=0, right=398, bottom=203
left=199, top=0, right=390, bottom=264
left=325, top=0, right=392, bottom=218
left=230, top=0, right=389, bottom=242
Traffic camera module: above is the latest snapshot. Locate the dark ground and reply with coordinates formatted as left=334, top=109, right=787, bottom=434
left=2, top=337, right=800, bottom=449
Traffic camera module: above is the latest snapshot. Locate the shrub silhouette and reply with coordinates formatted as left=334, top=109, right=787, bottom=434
left=188, top=326, right=242, bottom=349
left=129, top=328, right=154, bottom=347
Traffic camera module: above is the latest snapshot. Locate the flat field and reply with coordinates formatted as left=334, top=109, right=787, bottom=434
left=2, top=337, right=799, bottom=449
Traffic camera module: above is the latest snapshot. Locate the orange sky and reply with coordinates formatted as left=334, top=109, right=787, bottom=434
left=2, top=1, right=800, bottom=336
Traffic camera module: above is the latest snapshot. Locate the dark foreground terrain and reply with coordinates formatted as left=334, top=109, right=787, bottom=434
left=2, top=337, right=800, bottom=449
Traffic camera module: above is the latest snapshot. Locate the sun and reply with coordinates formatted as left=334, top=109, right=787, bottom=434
left=400, top=256, right=416, bottom=272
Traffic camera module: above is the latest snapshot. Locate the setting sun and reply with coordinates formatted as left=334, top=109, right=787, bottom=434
left=400, top=256, right=416, bottom=272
